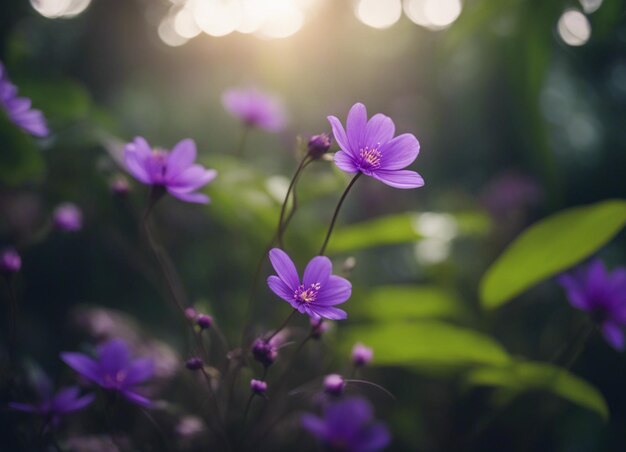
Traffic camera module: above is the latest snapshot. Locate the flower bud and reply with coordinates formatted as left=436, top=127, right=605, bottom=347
left=184, top=307, right=197, bottom=321
left=185, top=357, right=203, bottom=371
left=196, top=314, right=213, bottom=330
left=252, top=338, right=277, bottom=367
left=250, top=379, right=267, bottom=395
left=307, top=133, right=331, bottom=159
left=351, top=343, right=373, bottom=367
left=53, top=203, right=83, bottom=232
left=110, top=176, right=130, bottom=196
left=0, top=249, right=21, bottom=274
left=324, top=374, right=345, bottom=396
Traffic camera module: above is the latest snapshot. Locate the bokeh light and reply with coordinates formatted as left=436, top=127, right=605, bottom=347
left=173, top=6, right=201, bottom=39
left=356, top=0, right=402, bottom=30
left=256, top=0, right=305, bottom=39
left=579, top=0, right=603, bottom=14
left=193, top=0, right=241, bottom=37
left=158, top=16, right=189, bottom=47
left=30, top=0, right=91, bottom=19
left=557, top=9, right=591, bottom=47
left=403, top=0, right=462, bottom=30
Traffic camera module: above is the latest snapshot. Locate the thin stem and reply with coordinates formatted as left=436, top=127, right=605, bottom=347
left=319, top=173, right=361, bottom=256
left=277, top=156, right=311, bottom=248
left=3, top=275, right=18, bottom=365
left=235, top=126, right=250, bottom=157
left=266, top=309, right=297, bottom=342
left=243, top=393, right=255, bottom=425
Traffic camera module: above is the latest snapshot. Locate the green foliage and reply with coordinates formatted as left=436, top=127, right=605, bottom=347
left=327, top=211, right=490, bottom=253
left=466, top=361, right=609, bottom=420
left=0, top=115, right=44, bottom=185
left=342, top=321, right=510, bottom=372
left=350, top=285, right=468, bottom=322
left=480, top=199, right=626, bottom=309
left=19, top=79, right=91, bottom=124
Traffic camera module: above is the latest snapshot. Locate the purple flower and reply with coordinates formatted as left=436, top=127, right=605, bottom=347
left=53, top=202, right=83, bottom=232
left=0, top=248, right=21, bottom=274
left=267, top=248, right=351, bottom=320
left=0, top=61, right=48, bottom=137
left=61, top=339, right=155, bottom=407
left=301, top=397, right=391, bottom=452
left=196, top=314, right=213, bottom=330
left=328, top=103, right=424, bottom=189
left=222, top=88, right=286, bottom=132
left=252, top=330, right=289, bottom=367
left=250, top=379, right=267, bottom=395
left=323, top=374, right=345, bottom=396
left=9, top=369, right=93, bottom=426
left=558, top=259, right=626, bottom=350
left=351, top=343, right=373, bottom=367
left=308, top=133, right=332, bottom=159
left=124, top=137, right=217, bottom=204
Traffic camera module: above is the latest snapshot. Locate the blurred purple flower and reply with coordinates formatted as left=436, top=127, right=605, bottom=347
left=558, top=259, right=626, bottom=350
left=323, top=374, right=345, bottom=396
left=301, top=397, right=391, bottom=452
left=328, top=103, right=423, bottom=189
left=351, top=343, right=373, bottom=367
left=252, top=329, right=289, bottom=367
left=222, top=87, right=286, bottom=132
left=267, top=248, right=351, bottom=320
left=9, top=369, right=93, bottom=426
left=250, top=379, right=267, bottom=395
left=124, top=137, right=217, bottom=204
left=53, top=202, right=83, bottom=232
left=0, top=61, right=48, bottom=137
left=0, top=248, right=21, bottom=274
left=61, top=339, right=155, bottom=407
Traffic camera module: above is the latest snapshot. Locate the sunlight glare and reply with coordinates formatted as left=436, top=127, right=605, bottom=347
left=356, top=0, right=402, bottom=30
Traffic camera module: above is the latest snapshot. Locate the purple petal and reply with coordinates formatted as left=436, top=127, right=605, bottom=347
left=346, top=103, right=367, bottom=152
left=60, top=352, right=102, bottom=384
left=363, top=114, right=395, bottom=148
left=327, top=116, right=351, bottom=153
left=303, top=256, right=332, bottom=288
left=124, top=148, right=151, bottom=184
left=326, top=398, right=373, bottom=432
left=268, top=248, right=300, bottom=289
left=8, top=402, right=37, bottom=413
left=166, top=139, right=197, bottom=178
left=355, top=422, right=391, bottom=452
left=301, top=414, right=328, bottom=440
left=267, top=275, right=294, bottom=302
left=316, top=275, right=352, bottom=306
left=372, top=169, right=425, bottom=189
left=121, top=390, right=152, bottom=407
left=97, top=339, right=131, bottom=375
left=125, top=358, right=155, bottom=386
left=379, top=133, right=420, bottom=170
left=334, top=151, right=359, bottom=173
left=308, top=305, right=347, bottom=320
left=167, top=189, right=210, bottom=204
left=557, top=274, right=590, bottom=310
left=602, top=322, right=625, bottom=351
left=52, top=387, right=94, bottom=414
left=168, top=166, right=217, bottom=191
left=127, top=137, right=152, bottom=159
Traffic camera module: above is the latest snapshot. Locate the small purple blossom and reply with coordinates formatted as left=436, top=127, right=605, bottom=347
left=196, top=314, right=213, bottom=330
left=308, top=133, right=332, bottom=159
left=9, top=369, right=94, bottom=427
left=328, top=103, right=424, bottom=189
left=53, top=203, right=83, bottom=232
left=323, top=374, right=345, bottom=396
left=222, top=87, right=286, bottom=132
left=184, top=307, right=197, bottom=321
left=252, top=330, right=289, bottom=367
left=0, top=248, right=21, bottom=274
left=0, top=61, right=48, bottom=137
left=124, top=137, right=217, bottom=204
left=351, top=343, right=373, bottom=367
left=250, top=379, right=267, bottom=395
left=267, top=248, right=351, bottom=320
left=61, top=339, right=155, bottom=407
left=185, top=357, right=203, bottom=371
left=558, top=259, right=626, bottom=350
left=301, top=397, right=391, bottom=452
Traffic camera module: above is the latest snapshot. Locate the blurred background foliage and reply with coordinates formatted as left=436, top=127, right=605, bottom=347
left=1, top=0, right=626, bottom=450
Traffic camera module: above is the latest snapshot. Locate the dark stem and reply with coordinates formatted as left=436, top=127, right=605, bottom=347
left=3, top=275, right=18, bottom=365
left=319, top=173, right=361, bottom=256
left=277, top=156, right=311, bottom=248
left=243, top=393, right=255, bottom=425
left=266, top=309, right=297, bottom=342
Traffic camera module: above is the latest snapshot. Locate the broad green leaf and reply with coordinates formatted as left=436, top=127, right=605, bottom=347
left=466, top=361, right=609, bottom=420
left=0, top=115, right=44, bottom=185
left=351, top=285, right=468, bottom=322
left=480, top=200, right=626, bottom=309
left=328, top=211, right=490, bottom=253
left=342, top=322, right=510, bottom=372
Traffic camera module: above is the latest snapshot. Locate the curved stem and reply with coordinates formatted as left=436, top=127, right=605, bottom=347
left=236, top=126, right=250, bottom=157
left=266, top=309, right=297, bottom=342
left=277, top=156, right=311, bottom=248
left=319, top=173, right=361, bottom=256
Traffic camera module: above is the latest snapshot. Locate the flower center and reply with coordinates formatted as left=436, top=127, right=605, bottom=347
left=104, top=369, right=128, bottom=389
left=358, top=145, right=382, bottom=171
left=294, top=283, right=321, bottom=304
left=149, top=149, right=169, bottom=183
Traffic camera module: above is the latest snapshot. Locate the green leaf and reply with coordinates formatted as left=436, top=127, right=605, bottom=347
left=342, top=322, right=510, bottom=372
left=466, top=361, right=609, bottom=420
left=480, top=200, right=626, bottom=309
left=19, top=79, right=91, bottom=124
left=0, top=115, right=44, bottom=185
left=328, top=211, right=490, bottom=253
left=351, top=285, right=468, bottom=322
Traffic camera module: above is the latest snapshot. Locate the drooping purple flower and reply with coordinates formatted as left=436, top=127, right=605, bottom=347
left=0, top=248, right=21, bottom=274
left=222, top=88, right=286, bottom=132
left=351, top=343, right=373, bottom=367
left=558, top=259, right=626, bottom=350
left=53, top=202, right=83, bottom=232
left=267, top=249, right=352, bottom=320
left=0, top=61, right=48, bottom=137
left=301, top=397, right=391, bottom=452
left=124, top=137, right=217, bottom=204
left=9, top=369, right=94, bottom=427
left=328, top=103, right=424, bottom=189
left=61, top=339, right=155, bottom=407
